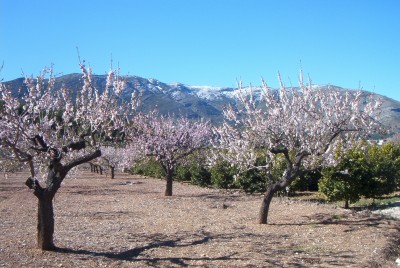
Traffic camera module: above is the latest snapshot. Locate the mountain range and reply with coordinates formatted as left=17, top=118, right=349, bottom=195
left=3, top=73, right=400, bottom=133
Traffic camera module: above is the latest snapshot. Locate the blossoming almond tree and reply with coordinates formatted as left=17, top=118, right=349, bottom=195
left=214, top=71, right=382, bottom=224
left=0, top=63, right=138, bottom=250
left=129, top=112, right=212, bottom=196
left=99, top=145, right=129, bottom=179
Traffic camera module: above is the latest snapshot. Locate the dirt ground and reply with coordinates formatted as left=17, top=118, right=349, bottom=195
left=0, top=169, right=399, bottom=267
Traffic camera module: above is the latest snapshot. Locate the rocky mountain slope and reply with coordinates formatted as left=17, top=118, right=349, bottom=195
left=3, top=74, right=400, bottom=132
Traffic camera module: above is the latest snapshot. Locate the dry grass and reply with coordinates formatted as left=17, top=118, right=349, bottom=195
left=0, top=169, right=399, bottom=267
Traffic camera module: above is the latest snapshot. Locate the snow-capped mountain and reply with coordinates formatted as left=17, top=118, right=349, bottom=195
left=3, top=74, right=400, bottom=132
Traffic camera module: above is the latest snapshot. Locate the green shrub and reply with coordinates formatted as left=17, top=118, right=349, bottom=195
left=365, top=143, right=400, bottom=196
left=174, top=164, right=192, bottom=182
left=236, top=169, right=267, bottom=193
left=210, top=160, right=237, bottom=188
left=319, top=141, right=400, bottom=208
left=131, top=158, right=165, bottom=178
left=189, top=164, right=211, bottom=186
left=319, top=166, right=365, bottom=208
left=292, top=170, right=321, bottom=192
left=173, top=162, right=211, bottom=185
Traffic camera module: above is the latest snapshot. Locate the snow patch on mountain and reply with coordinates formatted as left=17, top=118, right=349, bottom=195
left=187, top=86, right=229, bottom=100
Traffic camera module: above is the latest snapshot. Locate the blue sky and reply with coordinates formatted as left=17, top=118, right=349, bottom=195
left=1, top=0, right=399, bottom=100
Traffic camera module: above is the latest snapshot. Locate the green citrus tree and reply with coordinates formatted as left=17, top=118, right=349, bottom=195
left=319, top=142, right=400, bottom=208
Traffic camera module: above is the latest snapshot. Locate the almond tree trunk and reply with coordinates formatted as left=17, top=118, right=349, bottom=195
left=26, top=169, right=62, bottom=251
left=344, top=199, right=349, bottom=209
left=258, top=151, right=305, bottom=224
left=110, top=166, right=115, bottom=179
left=37, top=196, right=55, bottom=250
left=259, top=184, right=281, bottom=224
left=165, top=170, right=174, bottom=196
left=26, top=149, right=101, bottom=250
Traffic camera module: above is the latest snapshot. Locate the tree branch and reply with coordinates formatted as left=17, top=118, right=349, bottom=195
left=320, top=128, right=360, bottom=156
left=159, top=161, right=168, bottom=174
left=270, top=146, right=292, bottom=166
left=320, top=131, right=341, bottom=155
left=25, top=177, right=45, bottom=198
left=270, top=146, right=288, bottom=156
left=9, top=143, right=33, bottom=163
left=62, top=140, right=86, bottom=153
left=64, top=149, right=101, bottom=172
left=174, top=148, right=198, bottom=163
left=294, top=151, right=310, bottom=167
left=32, top=135, right=49, bottom=150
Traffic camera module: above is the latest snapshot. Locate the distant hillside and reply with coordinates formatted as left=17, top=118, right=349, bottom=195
left=2, top=74, right=400, bottom=132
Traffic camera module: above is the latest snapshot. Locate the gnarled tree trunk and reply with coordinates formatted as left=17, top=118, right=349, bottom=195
left=258, top=150, right=306, bottom=224
left=26, top=168, right=63, bottom=251
left=37, top=195, right=55, bottom=250
left=26, top=149, right=101, bottom=250
left=259, top=183, right=282, bottom=224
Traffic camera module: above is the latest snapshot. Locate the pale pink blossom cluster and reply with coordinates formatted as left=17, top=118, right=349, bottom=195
left=214, top=70, right=383, bottom=172
left=214, top=71, right=383, bottom=223
left=126, top=111, right=213, bottom=172
left=99, top=145, right=129, bottom=172
left=126, top=111, right=212, bottom=195
left=0, top=63, right=138, bottom=180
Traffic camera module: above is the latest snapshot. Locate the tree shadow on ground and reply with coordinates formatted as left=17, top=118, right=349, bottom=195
left=175, top=192, right=248, bottom=202
left=55, top=231, right=241, bottom=266
left=271, top=212, right=398, bottom=229
left=54, top=229, right=359, bottom=267
left=368, top=200, right=400, bottom=210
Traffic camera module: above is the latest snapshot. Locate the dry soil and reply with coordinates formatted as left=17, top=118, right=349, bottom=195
left=0, top=170, right=399, bottom=267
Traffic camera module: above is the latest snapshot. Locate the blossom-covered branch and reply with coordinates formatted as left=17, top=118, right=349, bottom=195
left=127, top=111, right=212, bottom=196
left=213, top=70, right=383, bottom=223
left=0, top=62, right=139, bottom=249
